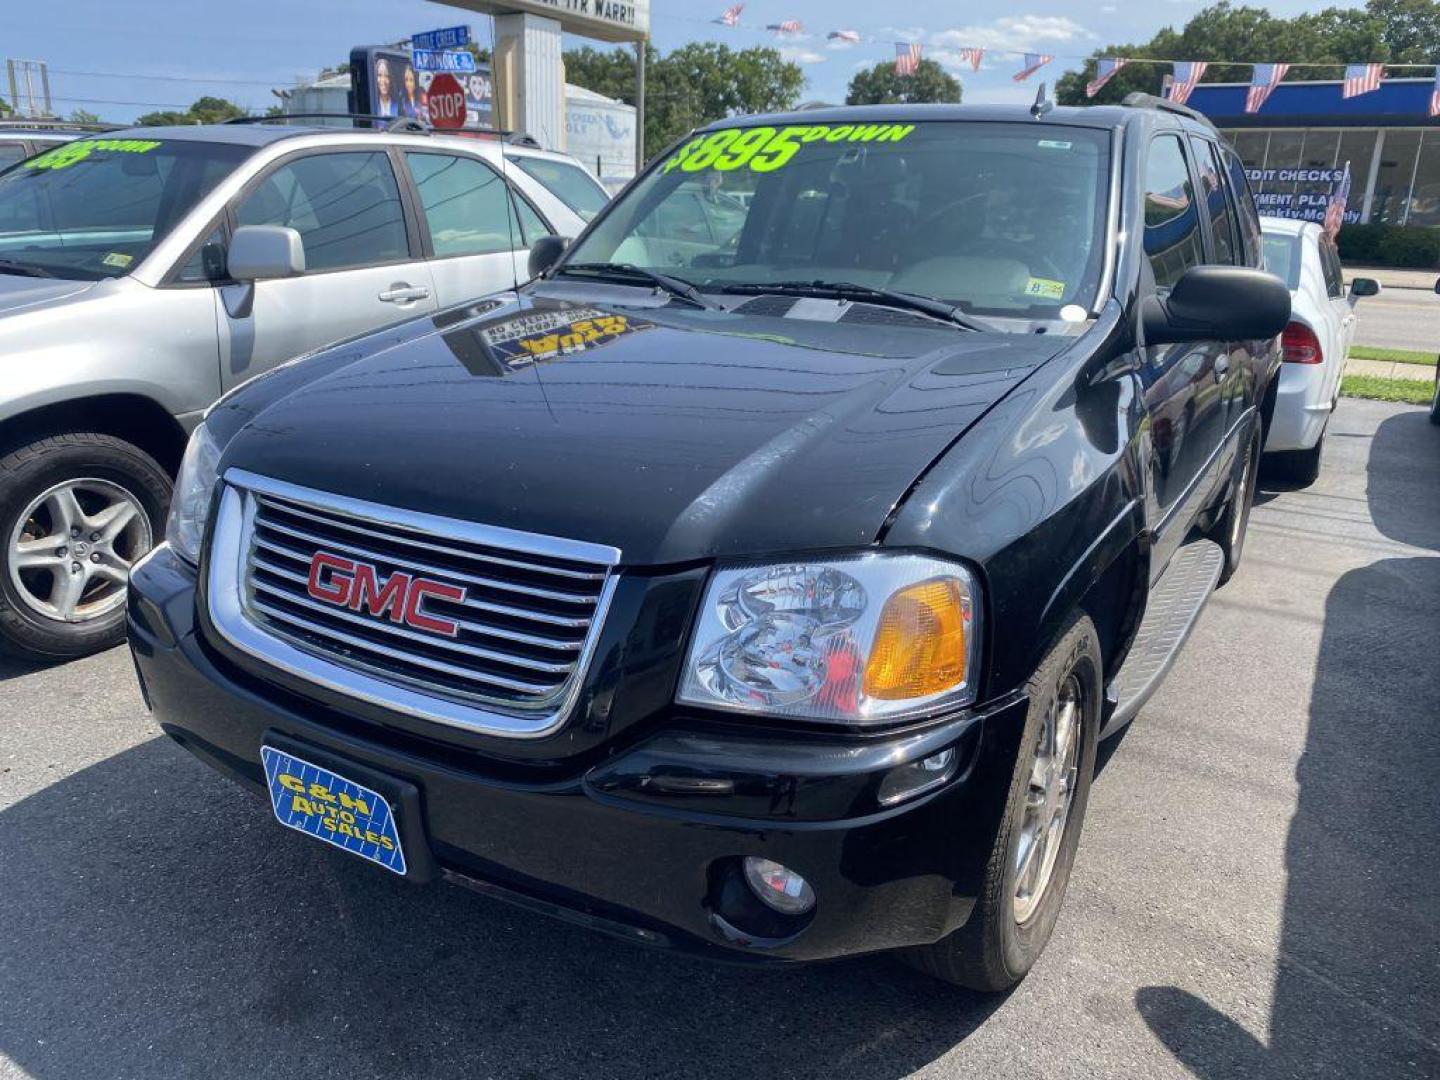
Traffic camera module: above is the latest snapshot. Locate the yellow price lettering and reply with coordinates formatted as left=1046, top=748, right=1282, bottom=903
left=662, top=124, right=917, bottom=176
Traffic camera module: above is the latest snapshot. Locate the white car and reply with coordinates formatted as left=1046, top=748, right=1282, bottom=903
left=1259, top=217, right=1379, bottom=483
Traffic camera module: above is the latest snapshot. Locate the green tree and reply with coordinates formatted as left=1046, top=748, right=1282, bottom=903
left=68, top=108, right=102, bottom=124
left=136, top=95, right=248, bottom=126
left=1367, top=0, right=1440, bottom=61
left=1055, top=0, right=1422, bottom=106
left=845, top=58, right=962, bottom=105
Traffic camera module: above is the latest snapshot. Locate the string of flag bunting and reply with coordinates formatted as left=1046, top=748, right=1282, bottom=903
left=707, top=4, right=1440, bottom=115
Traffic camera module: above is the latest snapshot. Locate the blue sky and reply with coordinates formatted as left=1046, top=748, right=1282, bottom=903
left=5, top=0, right=1337, bottom=123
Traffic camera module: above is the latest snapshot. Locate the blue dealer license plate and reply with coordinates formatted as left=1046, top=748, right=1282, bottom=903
left=260, top=746, right=407, bottom=875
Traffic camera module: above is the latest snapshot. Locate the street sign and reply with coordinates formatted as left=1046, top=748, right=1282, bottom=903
left=411, top=25, right=471, bottom=51
left=412, top=49, right=477, bottom=73
left=427, top=73, right=467, bottom=129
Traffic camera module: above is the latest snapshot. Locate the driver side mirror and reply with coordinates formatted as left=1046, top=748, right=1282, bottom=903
left=222, top=225, right=305, bottom=320
left=528, top=235, right=569, bottom=280
left=1349, top=277, right=1380, bottom=299
left=227, top=225, right=305, bottom=282
left=1141, top=266, right=1291, bottom=346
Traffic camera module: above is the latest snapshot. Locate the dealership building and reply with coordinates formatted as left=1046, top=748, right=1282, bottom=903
left=1189, top=78, right=1440, bottom=228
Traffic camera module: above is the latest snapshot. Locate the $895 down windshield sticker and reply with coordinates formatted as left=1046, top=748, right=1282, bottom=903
left=24, top=139, right=162, bottom=171
left=663, top=123, right=916, bottom=175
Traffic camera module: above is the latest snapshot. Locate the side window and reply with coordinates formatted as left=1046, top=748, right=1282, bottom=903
left=1221, top=146, right=1263, bottom=266
left=0, top=142, right=28, bottom=169
left=1319, top=236, right=1345, bottom=298
left=176, top=224, right=228, bottom=283
left=235, top=152, right=408, bottom=273
left=510, top=191, right=551, bottom=245
left=1143, top=135, right=1204, bottom=289
left=1190, top=136, right=1240, bottom=265
left=406, top=152, right=516, bottom=258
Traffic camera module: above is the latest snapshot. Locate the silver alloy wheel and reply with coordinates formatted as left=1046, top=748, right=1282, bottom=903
left=7, top=478, right=152, bottom=624
left=1013, top=674, right=1082, bottom=925
left=1230, top=437, right=1256, bottom=552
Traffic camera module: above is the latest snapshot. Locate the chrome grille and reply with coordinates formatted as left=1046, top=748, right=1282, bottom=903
left=207, top=469, right=621, bottom=737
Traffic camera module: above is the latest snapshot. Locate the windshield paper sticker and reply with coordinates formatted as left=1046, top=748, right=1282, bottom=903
left=663, top=124, right=915, bottom=175
left=480, top=307, right=653, bottom=369
left=24, top=139, right=162, bottom=171
left=101, top=252, right=134, bottom=269
left=1024, top=277, right=1066, bottom=301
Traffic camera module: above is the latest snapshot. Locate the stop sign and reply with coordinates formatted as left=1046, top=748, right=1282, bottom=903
left=427, top=73, right=466, bottom=129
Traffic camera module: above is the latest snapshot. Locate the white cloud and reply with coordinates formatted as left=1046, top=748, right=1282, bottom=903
left=779, top=45, right=827, bottom=64
left=1100, top=4, right=1117, bottom=11
left=930, top=16, right=1092, bottom=53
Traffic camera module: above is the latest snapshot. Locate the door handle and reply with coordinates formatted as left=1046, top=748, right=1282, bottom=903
left=379, top=284, right=430, bottom=303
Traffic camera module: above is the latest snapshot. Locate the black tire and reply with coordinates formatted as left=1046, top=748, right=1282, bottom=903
left=1264, top=429, right=1324, bottom=488
left=0, top=433, right=171, bottom=661
left=1211, top=420, right=1262, bottom=588
left=906, top=614, right=1102, bottom=992
left=1429, top=364, right=1440, bottom=426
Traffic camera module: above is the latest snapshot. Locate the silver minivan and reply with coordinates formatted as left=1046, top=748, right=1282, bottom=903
left=0, top=123, right=596, bottom=659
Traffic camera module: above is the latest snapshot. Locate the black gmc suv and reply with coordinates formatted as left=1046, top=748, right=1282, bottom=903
left=127, top=96, right=1289, bottom=991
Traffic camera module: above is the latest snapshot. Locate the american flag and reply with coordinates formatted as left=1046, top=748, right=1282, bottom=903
left=957, top=47, right=984, bottom=72
left=1342, top=63, right=1383, bottom=99
left=1013, top=53, right=1054, bottom=82
left=1324, top=162, right=1351, bottom=240
left=1245, top=63, right=1290, bottom=114
left=827, top=29, right=861, bottom=44
left=895, top=42, right=923, bottom=76
left=1432, top=69, right=1440, bottom=117
left=1167, top=61, right=1208, bottom=106
left=715, top=4, right=743, bottom=27
left=1085, top=57, right=1127, bottom=98
left=767, top=20, right=802, bottom=34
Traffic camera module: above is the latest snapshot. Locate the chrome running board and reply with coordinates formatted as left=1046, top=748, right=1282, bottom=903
left=1102, top=538, right=1224, bottom=737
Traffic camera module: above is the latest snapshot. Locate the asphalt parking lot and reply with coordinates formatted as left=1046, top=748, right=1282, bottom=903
left=1, top=397, right=1436, bottom=1080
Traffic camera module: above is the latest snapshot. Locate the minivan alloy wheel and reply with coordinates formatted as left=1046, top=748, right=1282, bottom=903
left=1013, top=674, right=1082, bottom=924
left=8, top=478, right=152, bottom=623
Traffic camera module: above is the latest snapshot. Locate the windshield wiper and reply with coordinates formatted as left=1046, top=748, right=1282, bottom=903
left=553, top=262, right=718, bottom=310
left=0, top=259, right=56, bottom=279
left=713, top=280, right=991, bottom=332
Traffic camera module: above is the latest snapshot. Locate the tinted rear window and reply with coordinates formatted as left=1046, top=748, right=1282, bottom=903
left=1261, top=231, right=1300, bottom=290
left=509, top=156, right=608, bottom=220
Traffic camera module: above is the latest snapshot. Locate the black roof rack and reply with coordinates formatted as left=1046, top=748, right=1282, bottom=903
left=0, top=118, right=123, bottom=133
left=223, top=112, right=542, bottom=146
left=1120, top=92, right=1216, bottom=130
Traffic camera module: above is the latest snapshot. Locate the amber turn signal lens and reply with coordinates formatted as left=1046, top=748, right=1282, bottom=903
left=863, top=577, right=969, bottom=700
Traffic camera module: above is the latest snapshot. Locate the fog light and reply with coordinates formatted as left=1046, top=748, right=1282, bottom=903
left=742, top=857, right=816, bottom=915
left=877, top=748, right=957, bottom=806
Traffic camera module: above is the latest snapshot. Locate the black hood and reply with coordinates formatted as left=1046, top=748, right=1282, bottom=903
left=212, top=293, right=1072, bottom=565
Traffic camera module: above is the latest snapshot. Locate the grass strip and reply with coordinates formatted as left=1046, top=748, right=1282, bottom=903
left=1340, top=374, right=1435, bottom=405
left=1348, top=345, right=1437, bottom=367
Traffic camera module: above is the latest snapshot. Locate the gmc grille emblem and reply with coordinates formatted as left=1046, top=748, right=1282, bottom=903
left=306, top=552, right=466, bottom=637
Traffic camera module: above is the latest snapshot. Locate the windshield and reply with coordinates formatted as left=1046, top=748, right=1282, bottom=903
left=0, top=137, right=251, bottom=280
left=564, top=121, right=1111, bottom=320
left=509, top=155, right=609, bottom=220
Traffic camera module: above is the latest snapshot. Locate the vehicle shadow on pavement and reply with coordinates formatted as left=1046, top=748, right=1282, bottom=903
left=0, top=749, right=1000, bottom=1078
left=1136, top=409, right=1440, bottom=1078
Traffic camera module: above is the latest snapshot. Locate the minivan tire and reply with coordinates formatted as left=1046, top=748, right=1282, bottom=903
left=1264, top=429, right=1324, bottom=488
left=905, top=614, right=1102, bottom=992
left=0, top=433, right=171, bottom=662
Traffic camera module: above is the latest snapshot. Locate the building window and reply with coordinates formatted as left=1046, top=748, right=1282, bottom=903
left=1230, top=130, right=1269, bottom=173
left=1371, top=129, right=1422, bottom=225
left=1404, top=131, right=1440, bottom=227
left=1335, top=130, right=1378, bottom=216
left=1264, top=131, right=1305, bottom=195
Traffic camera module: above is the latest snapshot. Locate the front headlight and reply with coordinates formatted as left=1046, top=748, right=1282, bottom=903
left=677, top=553, right=981, bottom=725
left=165, top=422, right=221, bottom=565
